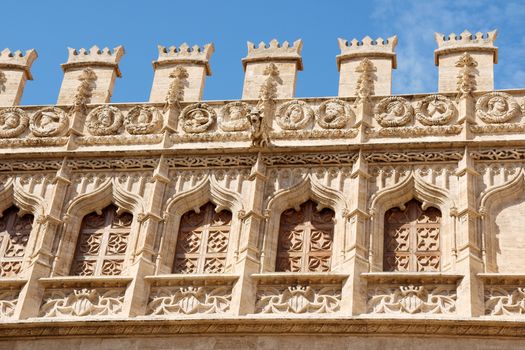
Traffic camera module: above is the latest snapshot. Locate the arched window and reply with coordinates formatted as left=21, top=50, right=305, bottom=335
left=173, top=202, right=232, bottom=274
left=0, top=206, right=33, bottom=278
left=70, top=204, right=132, bottom=276
left=275, top=200, right=334, bottom=272
left=383, top=199, right=441, bottom=272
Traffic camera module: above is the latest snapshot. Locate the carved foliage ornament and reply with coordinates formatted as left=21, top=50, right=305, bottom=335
left=475, top=92, right=521, bottom=124
left=276, top=100, right=314, bottom=130
left=256, top=285, right=340, bottom=314
left=316, top=99, right=354, bottom=129
left=0, top=107, right=28, bottom=138
left=368, top=285, right=456, bottom=314
left=30, top=107, right=69, bottom=137
left=147, top=286, right=232, bottom=315
left=39, top=288, right=124, bottom=317
left=125, top=105, right=162, bottom=135
left=219, top=101, right=251, bottom=132
left=0, top=290, right=18, bottom=318
left=374, top=96, right=413, bottom=127
left=415, top=95, right=456, bottom=126
left=181, top=103, right=216, bottom=133
left=86, top=105, right=124, bottom=136
left=485, top=286, right=525, bottom=316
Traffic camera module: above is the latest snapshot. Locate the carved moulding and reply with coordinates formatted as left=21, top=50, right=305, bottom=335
left=145, top=274, right=237, bottom=316
left=316, top=99, right=354, bottom=129
left=270, top=128, right=358, bottom=140
left=374, top=96, right=413, bottom=127
left=219, top=101, right=251, bottom=132
left=365, top=125, right=462, bottom=138
left=276, top=100, right=314, bottom=130
left=181, top=102, right=216, bottom=133
left=415, top=95, right=456, bottom=126
left=30, top=107, right=69, bottom=137
left=470, top=122, right=525, bottom=134
left=469, top=148, right=525, bottom=161
left=75, top=133, right=163, bottom=146
left=0, top=107, right=28, bottom=138
left=480, top=273, right=525, bottom=316
left=363, top=273, right=461, bottom=315
left=124, top=105, right=162, bottom=135
left=86, top=105, right=124, bottom=136
left=252, top=273, right=347, bottom=314
left=365, top=150, right=463, bottom=163
left=38, top=276, right=130, bottom=318
left=475, top=92, right=521, bottom=124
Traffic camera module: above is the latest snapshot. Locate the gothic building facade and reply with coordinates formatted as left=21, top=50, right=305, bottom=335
left=0, top=30, right=524, bottom=348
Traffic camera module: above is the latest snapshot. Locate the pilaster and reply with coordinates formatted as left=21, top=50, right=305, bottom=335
left=454, top=147, right=484, bottom=316
left=230, top=153, right=267, bottom=315
left=123, top=155, right=170, bottom=317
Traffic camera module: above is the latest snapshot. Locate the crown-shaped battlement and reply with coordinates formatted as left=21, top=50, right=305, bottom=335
left=243, top=39, right=303, bottom=70
left=153, top=43, right=214, bottom=75
left=0, top=48, right=38, bottom=79
left=434, top=30, right=498, bottom=64
left=62, top=45, right=124, bottom=75
left=337, top=36, right=397, bottom=69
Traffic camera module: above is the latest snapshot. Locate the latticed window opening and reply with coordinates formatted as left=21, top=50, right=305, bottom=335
left=383, top=199, right=441, bottom=272
left=70, top=204, right=132, bottom=276
left=276, top=200, right=334, bottom=272
left=0, top=206, right=33, bottom=278
left=173, top=202, right=232, bottom=274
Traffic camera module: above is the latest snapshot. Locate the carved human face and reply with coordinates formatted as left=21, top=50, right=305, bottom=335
left=3, top=112, right=19, bottom=129
left=137, top=109, right=150, bottom=124
left=427, top=101, right=446, bottom=117
left=288, top=105, right=303, bottom=123
left=40, top=112, right=57, bottom=127
left=489, top=97, right=507, bottom=113
left=229, top=106, right=244, bottom=121
left=388, top=102, right=404, bottom=116
left=325, top=103, right=343, bottom=121
left=99, top=110, right=113, bottom=127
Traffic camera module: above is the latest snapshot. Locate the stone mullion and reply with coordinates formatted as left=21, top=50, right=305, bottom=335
left=122, top=156, right=169, bottom=317
left=15, top=159, right=70, bottom=319
left=340, top=152, right=370, bottom=315
left=230, top=153, right=266, bottom=315
left=454, top=147, right=484, bottom=317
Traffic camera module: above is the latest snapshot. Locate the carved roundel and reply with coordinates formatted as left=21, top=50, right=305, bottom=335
left=316, top=99, right=354, bottom=129
left=0, top=107, right=29, bottom=138
left=125, top=105, right=162, bottom=135
left=219, top=101, right=250, bottom=132
left=415, top=95, right=456, bottom=126
left=276, top=100, right=314, bottom=130
left=86, top=105, right=124, bottom=136
left=30, top=107, right=69, bottom=137
left=374, top=96, right=413, bottom=127
left=181, top=103, right=216, bottom=133
left=475, top=92, right=521, bottom=124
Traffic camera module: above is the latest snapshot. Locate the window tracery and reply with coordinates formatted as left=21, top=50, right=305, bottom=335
left=275, top=200, right=334, bottom=272
left=0, top=206, right=33, bottom=278
left=70, top=204, right=132, bottom=276
left=383, top=199, right=441, bottom=272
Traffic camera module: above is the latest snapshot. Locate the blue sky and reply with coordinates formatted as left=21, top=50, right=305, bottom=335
left=4, top=0, right=525, bottom=105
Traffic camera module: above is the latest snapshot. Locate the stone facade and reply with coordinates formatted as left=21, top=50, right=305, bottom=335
left=1, top=31, right=525, bottom=349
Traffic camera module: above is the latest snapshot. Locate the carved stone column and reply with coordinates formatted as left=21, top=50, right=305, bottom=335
left=230, top=153, right=266, bottom=315
left=14, top=159, right=70, bottom=319
left=340, top=152, right=370, bottom=315
left=454, top=147, right=484, bottom=316
left=0, top=48, right=38, bottom=106
left=122, top=156, right=169, bottom=317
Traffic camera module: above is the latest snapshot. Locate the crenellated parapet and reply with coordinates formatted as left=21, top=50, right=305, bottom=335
left=435, top=30, right=498, bottom=93
left=0, top=49, right=38, bottom=106
left=57, top=45, right=124, bottom=105
left=337, top=36, right=397, bottom=97
left=241, top=39, right=303, bottom=99
left=149, top=43, right=214, bottom=103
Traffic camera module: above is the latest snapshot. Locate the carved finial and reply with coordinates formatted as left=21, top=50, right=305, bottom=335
left=165, top=66, right=189, bottom=109
left=355, top=58, right=376, bottom=101
left=71, top=68, right=97, bottom=111
left=456, top=52, right=478, bottom=97
left=259, top=63, right=279, bottom=101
